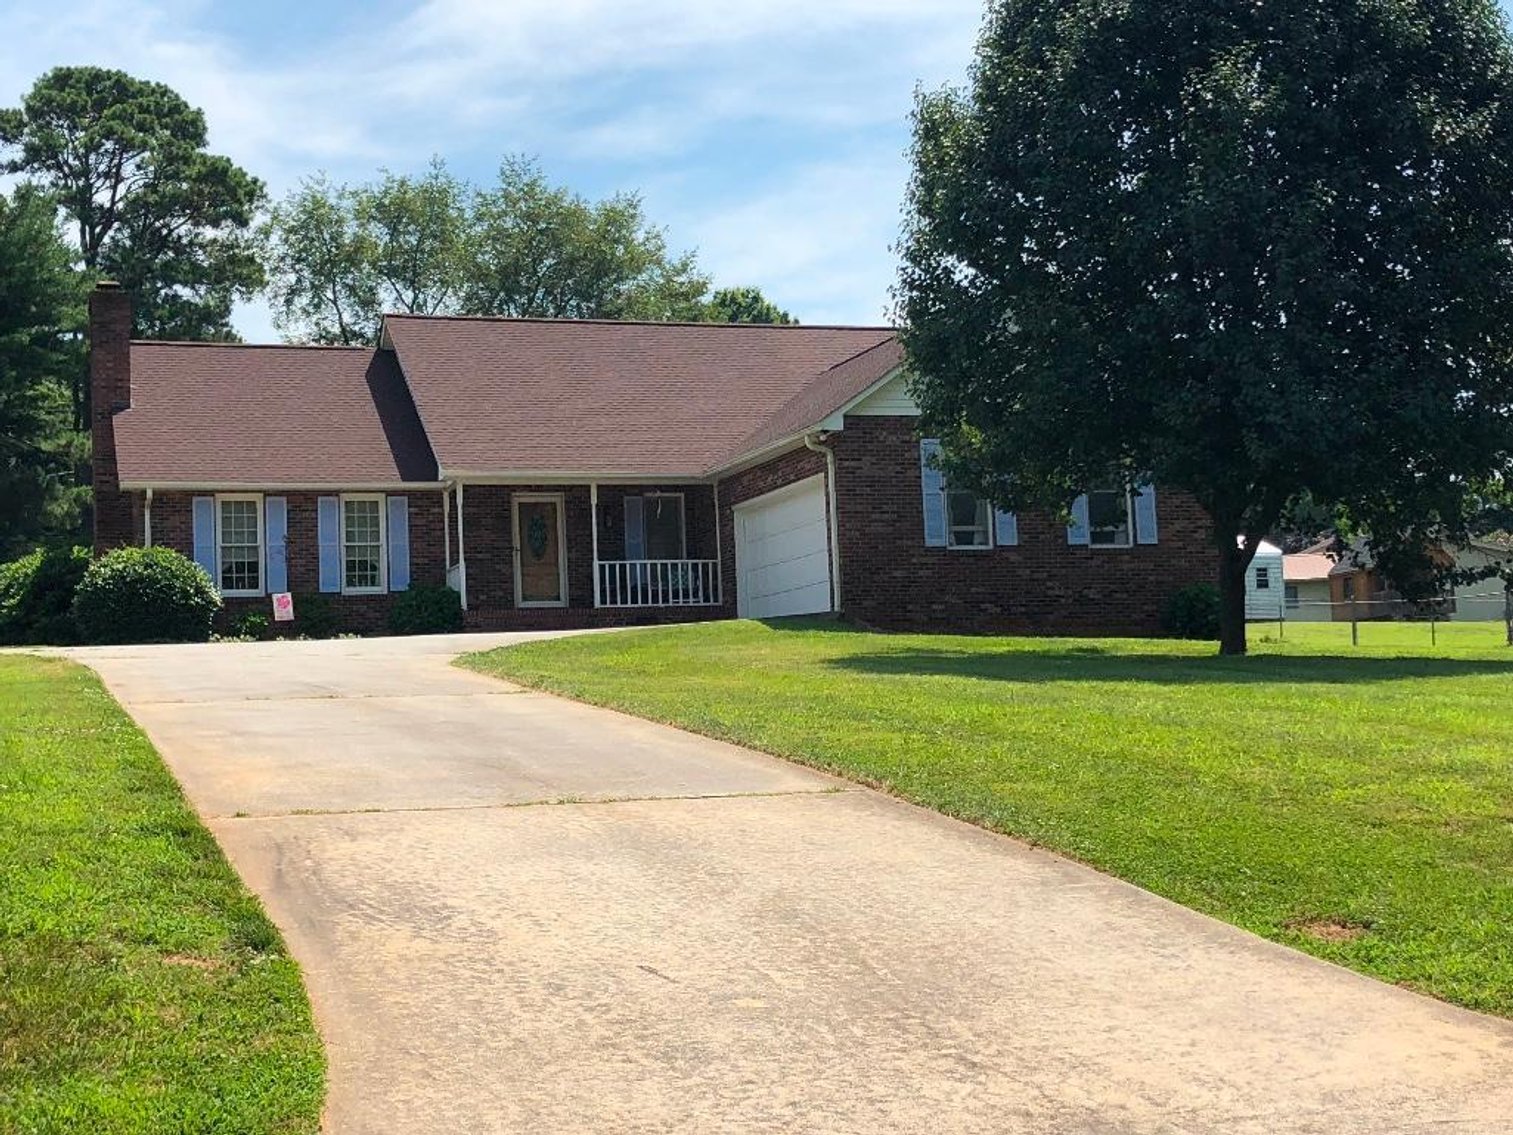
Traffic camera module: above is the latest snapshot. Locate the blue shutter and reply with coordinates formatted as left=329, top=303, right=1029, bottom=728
left=265, top=497, right=289, bottom=593
left=387, top=496, right=411, bottom=591
left=993, top=508, right=1019, bottom=547
left=1134, top=483, right=1159, bottom=545
left=192, top=497, right=217, bottom=583
left=624, top=496, right=646, bottom=560
left=920, top=439, right=947, bottom=548
left=318, top=496, right=341, bottom=593
left=1067, top=494, right=1091, bottom=546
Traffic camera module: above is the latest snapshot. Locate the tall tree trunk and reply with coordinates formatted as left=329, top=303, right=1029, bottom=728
left=1217, top=536, right=1249, bottom=656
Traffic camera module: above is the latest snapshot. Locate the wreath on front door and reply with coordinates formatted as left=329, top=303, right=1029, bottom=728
left=527, top=513, right=550, bottom=560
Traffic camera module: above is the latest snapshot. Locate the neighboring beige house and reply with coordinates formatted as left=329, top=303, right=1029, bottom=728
left=1283, top=550, right=1335, bottom=622
left=1327, top=537, right=1510, bottom=622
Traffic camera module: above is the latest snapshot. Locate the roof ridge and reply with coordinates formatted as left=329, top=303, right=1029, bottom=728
left=382, top=311, right=896, bottom=332
left=131, top=339, right=374, bottom=351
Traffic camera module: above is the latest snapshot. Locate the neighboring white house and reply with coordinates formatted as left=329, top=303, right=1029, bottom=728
left=1282, top=550, right=1335, bottom=622
left=1244, top=539, right=1286, bottom=620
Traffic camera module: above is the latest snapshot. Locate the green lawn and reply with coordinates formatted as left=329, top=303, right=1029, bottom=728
left=464, top=619, right=1513, bottom=1018
left=0, top=655, right=323, bottom=1133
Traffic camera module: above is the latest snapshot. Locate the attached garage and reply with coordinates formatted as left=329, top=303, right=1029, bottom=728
left=734, top=475, right=834, bottom=619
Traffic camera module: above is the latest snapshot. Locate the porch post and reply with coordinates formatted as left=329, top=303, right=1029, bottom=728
left=143, top=487, right=154, bottom=548
left=713, top=479, right=723, bottom=606
left=590, top=481, right=601, bottom=608
left=456, top=480, right=468, bottom=611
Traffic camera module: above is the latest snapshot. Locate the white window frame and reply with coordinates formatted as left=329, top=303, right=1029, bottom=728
left=641, top=491, right=688, bottom=560
left=945, top=489, right=993, bottom=551
left=1087, top=487, right=1134, bottom=549
left=1255, top=566, right=1272, bottom=590
left=214, top=493, right=265, bottom=598
left=340, top=493, right=387, bottom=596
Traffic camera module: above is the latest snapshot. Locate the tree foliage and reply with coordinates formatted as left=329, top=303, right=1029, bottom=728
left=263, top=157, right=766, bottom=343
left=898, top=0, right=1513, bottom=653
left=704, top=286, right=795, bottom=324
left=0, top=186, right=86, bottom=558
left=0, top=66, right=265, bottom=343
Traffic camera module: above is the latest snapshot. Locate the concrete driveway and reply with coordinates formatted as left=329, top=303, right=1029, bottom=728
left=71, top=632, right=1513, bottom=1134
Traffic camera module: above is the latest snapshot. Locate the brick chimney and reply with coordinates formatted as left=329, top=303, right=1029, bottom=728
left=90, top=281, right=134, bottom=552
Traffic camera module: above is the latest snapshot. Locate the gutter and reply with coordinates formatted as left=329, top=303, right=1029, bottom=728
left=804, top=433, right=842, bottom=613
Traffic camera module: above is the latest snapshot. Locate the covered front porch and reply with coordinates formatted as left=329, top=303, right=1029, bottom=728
left=441, top=479, right=727, bottom=622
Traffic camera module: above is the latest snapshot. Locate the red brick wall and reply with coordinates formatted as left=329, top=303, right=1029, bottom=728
left=146, top=489, right=447, bottom=634
left=829, top=416, right=1220, bottom=634
left=89, top=285, right=136, bottom=552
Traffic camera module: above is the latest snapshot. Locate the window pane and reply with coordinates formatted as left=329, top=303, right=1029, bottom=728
left=219, top=499, right=261, bottom=592
left=344, top=500, right=383, bottom=590
left=1088, top=489, right=1130, bottom=546
left=1256, top=568, right=1270, bottom=589
left=947, top=492, right=989, bottom=547
left=644, top=496, right=684, bottom=560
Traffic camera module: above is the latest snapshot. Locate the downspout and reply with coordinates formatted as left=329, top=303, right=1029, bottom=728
left=143, top=487, right=153, bottom=548
left=804, top=433, right=842, bottom=613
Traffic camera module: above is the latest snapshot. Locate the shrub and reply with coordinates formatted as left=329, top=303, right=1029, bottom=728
left=286, top=592, right=339, bottom=639
left=232, top=610, right=271, bottom=640
left=388, top=585, right=463, bottom=636
left=1163, top=582, right=1222, bottom=641
left=72, top=547, right=222, bottom=645
left=0, top=546, right=90, bottom=645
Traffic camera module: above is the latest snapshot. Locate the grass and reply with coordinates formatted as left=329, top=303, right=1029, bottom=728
left=464, top=618, right=1513, bottom=1018
left=0, top=655, right=323, bottom=1133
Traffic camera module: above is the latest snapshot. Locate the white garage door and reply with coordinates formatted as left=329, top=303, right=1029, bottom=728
left=735, top=475, right=833, bottom=619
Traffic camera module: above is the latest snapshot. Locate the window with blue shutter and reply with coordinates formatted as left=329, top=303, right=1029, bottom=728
left=1067, top=494, right=1091, bottom=546
left=387, top=496, right=411, bottom=591
left=920, top=440, right=947, bottom=547
left=1134, top=483, right=1159, bottom=545
left=265, top=497, right=289, bottom=593
left=993, top=508, right=1019, bottom=547
left=191, top=497, right=217, bottom=581
left=317, top=497, right=341, bottom=593
left=624, top=496, right=646, bottom=560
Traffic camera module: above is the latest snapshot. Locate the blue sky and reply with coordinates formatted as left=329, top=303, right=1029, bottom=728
left=0, top=0, right=986, bottom=338
left=4, top=2, right=1512, bottom=339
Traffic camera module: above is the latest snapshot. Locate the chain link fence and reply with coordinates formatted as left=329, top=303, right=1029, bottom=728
left=1253, top=588, right=1513, bottom=647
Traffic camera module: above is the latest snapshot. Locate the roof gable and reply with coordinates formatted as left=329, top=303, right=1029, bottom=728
left=382, top=315, right=897, bottom=477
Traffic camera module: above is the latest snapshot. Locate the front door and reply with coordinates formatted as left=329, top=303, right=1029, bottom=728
left=514, top=495, right=567, bottom=607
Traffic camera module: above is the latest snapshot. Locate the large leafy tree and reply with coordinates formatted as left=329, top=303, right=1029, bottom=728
left=264, top=157, right=740, bottom=343
left=898, top=0, right=1513, bottom=653
left=463, top=157, right=710, bottom=321
left=0, top=66, right=265, bottom=350
left=0, top=187, right=86, bottom=556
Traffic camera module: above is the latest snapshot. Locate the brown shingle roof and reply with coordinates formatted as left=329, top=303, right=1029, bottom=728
left=728, top=338, right=906, bottom=464
left=383, top=315, right=897, bottom=476
left=115, top=343, right=437, bottom=486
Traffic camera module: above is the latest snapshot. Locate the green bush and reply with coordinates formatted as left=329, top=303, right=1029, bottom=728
left=72, top=547, right=223, bottom=645
left=285, top=592, right=339, bottom=639
left=232, top=610, right=271, bottom=640
left=0, top=546, right=90, bottom=644
left=388, top=585, right=463, bottom=636
left=1163, top=582, right=1222, bottom=640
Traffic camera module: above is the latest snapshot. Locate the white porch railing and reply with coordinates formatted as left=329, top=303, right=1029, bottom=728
left=597, top=559, right=721, bottom=608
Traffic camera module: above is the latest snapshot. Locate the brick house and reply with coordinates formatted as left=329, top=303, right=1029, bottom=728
left=89, top=281, right=1218, bottom=635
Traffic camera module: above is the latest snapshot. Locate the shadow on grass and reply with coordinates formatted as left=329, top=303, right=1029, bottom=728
left=827, top=649, right=1513, bottom=685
